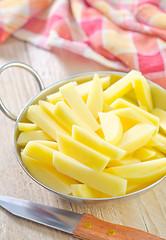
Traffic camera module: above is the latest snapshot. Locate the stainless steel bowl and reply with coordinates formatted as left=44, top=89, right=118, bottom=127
left=1, top=61, right=166, bottom=203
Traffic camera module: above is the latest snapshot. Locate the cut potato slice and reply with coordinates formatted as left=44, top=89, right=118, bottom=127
left=106, top=158, right=166, bottom=184
left=95, top=128, right=105, bottom=139
left=57, top=133, right=109, bottom=171
left=110, top=74, right=123, bottom=85
left=86, top=74, right=103, bottom=119
left=133, top=147, right=156, bottom=160
left=47, top=77, right=110, bottom=104
left=39, top=100, right=71, bottom=132
left=17, top=130, right=52, bottom=146
left=132, top=76, right=153, bottom=111
left=118, top=123, right=156, bottom=154
left=150, top=83, right=166, bottom=111
left=46, top=81, right=77, bottom=104
left=103, top=103, right=112, bottom=112
left=153, top=149, right=165, bottom=159
left=53, top=151, right=127, bottom=196
left=124, top=90, right=137, bottom=104
left=71, top=184, right=110, bottom=198
left=18, top=123, right=40, bottom=132
left=21, top=153, right=77, bottom=194
left=108, top=157, right=141, bottom=167
left=154, top=133, right=166, bottom=145
left=112, top=107, right=153, bottom=125
left=126, top=182, right=148, bottom=194
left=32, top=140, right=58, bottom=150
left=99, top=112, right=123, bottom=145
left=154, top=133, right=166, bottom=154
left=143, top=148, right=165, bottom=160
left=146, top=136, right=164, bottom=147
left=104, top=70, right=142, bottom=104
left=152, top=108, right=166, bottom=134
left=60, top=82, right=99, bottom=131
left=72, top=125, right=125, bottom=160
left=27, top=105, right=69, bottom=141
left=111, top=98, right=159, bottom=130
left=39, top=101, right=55, bottom=118
left=53, top=101, right=92, bottom=133
left=23, top=141, right=56, bottom=166
left=119, top=159, right=141, bottom=165
left=120, top=117, right=138, bottom=133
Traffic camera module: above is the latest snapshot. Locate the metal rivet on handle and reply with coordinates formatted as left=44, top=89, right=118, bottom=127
left=84, top=222, right=92, bottom=229
left=107, top=229, right=115, bottom=236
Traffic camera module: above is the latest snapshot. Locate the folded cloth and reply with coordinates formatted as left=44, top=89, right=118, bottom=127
left=0, top=0, right=166, bottom=87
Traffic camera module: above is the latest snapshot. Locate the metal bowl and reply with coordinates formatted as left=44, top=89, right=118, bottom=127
left=1, top=62, right=166, bottom=203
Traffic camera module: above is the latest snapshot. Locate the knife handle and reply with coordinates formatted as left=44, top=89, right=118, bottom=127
left=73, top=213, right=165, bottom=240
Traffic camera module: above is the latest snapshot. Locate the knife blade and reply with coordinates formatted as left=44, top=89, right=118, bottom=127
left=0, top=196, right=165, bottom=240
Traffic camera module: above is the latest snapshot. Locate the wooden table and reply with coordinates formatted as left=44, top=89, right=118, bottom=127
left=0, top=37, right=166, bottom=240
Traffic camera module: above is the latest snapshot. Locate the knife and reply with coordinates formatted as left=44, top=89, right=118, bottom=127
left=0, top=196, right=165, bottom=240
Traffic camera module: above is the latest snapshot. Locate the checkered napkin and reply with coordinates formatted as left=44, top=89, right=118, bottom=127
left=1, top=0, right=166, bottom=87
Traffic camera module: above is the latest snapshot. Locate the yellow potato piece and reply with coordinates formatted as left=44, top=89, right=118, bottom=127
left=72, top=125, right=126, bottom=160
left=154, top=133, right=166, bottom=154
left=71, top=184, right=110, bottom=198
left=57, top=133, right=110, bottom=172
left=118, top=123, right=156, bottom=154
left=77, top=76, right=110, bottom=101
left=112, top=107, right=153, bottom=125
left=152, top=149, right=165, bottom=159
left=106, top=158, right=166, bottom=184
left=126, top=182, right=148, bottom=194
left=103, top=103, right=112, bottom=112
left=144, top=148, right=165, bottom=160
left=53, top=101, right=92, bottom=133
left=124, top=90, right=137, bottom=104
left=152, top=108, right=166, bottom=134
left=104, top=70, right=142, bottom=104
left=110, top=74, right=123, bottom=85
left=108, top=157, right=141, bottom=167
left=21, top=153, right=77, bottom=194
left=133, top=147, right=156, bottom=161
left=118, top=158, right=141, bottom=166
left=145, top=136, right=166, bottom=158
left=111, top=98, right=159, bottom=130
left=27, top=105, right=69, bottom=141
left=32, top=140, right=58, bottom=150
left=23, top=141, right=56, bottom=166
left=60, top=82, right=99, bottom=131
left=53, top=151, right=127, bottom=197
left=146, top=136, right=164, bottom=147
left=119, top=117, right=138, bottom=133
left=154, top=133, right=166, bottom=145
left=86, top=74, right=103, bottom=119
left=132, top=75, right=153, bottom=111
left=95, top=127, right=105, bottom=139
left=18, top=123, right=40, bottom=132
left=47, top=77, right=110, bottom=104
left=17, top=130, right=52, bottom=146
left=150, top=83, right=166, bottom=111
left=47, top=81, right=78, bottom=104
left=39, top=100, right=55, bottom=117
left=99, top=112, right=123, bottom=145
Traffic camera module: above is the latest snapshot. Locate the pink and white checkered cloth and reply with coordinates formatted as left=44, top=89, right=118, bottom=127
left=1, top=0, right=166, bottom=87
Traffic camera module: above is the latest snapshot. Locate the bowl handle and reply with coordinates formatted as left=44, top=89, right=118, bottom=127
left=0, top=62, right=45, bottom=121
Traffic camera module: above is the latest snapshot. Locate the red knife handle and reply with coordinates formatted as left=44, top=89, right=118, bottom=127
left=73, top=213, right=165, bottom=240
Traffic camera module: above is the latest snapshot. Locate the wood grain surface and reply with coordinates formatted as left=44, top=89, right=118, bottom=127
left=0, top=37, right=166, bottom=240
